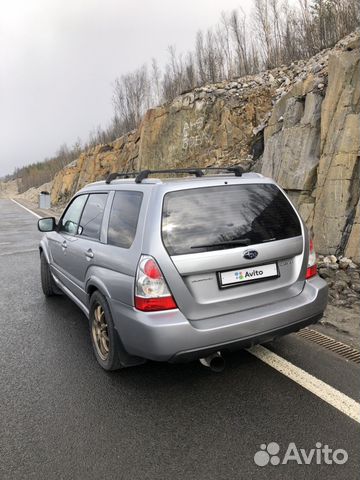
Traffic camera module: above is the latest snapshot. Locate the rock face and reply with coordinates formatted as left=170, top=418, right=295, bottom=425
left=51, top=84, right=275, bottom=204
left=260, top=33, right=359, bottom=261
left=51, top=131, right=140, bottom=204
left=50, top=31, right=360, bottom=261
left=260, top=79, right=323, bottom=228
left=314, top=48, right=359, bottom=259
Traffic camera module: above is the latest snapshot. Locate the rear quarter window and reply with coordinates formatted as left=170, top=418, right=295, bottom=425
left=107, top=190, right=143, bottom=248
left=162, top=184, right=302, bottom=255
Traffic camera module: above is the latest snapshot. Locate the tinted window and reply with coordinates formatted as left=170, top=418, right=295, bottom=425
left=108, top=191, right=143, bottom=248
left=79, top=193, right=108, bottom=239
left=162, top=184, right=302, bottom=255
left=59, top=195, right=88, bottom=235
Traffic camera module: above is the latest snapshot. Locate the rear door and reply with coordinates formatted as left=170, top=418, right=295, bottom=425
left=94, top=190, right=144, bottom=306
left=161, top=183, right=305, bottom=320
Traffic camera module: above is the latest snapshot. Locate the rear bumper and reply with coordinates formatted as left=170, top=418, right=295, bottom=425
left=109, top=276, right=328, bottom=362
left=170, top=312, right=322, bottom=362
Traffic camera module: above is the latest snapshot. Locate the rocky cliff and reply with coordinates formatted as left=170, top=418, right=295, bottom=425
left=261, top=33, right=359, bottom=262
left=50, top=31, right=360, bottom=261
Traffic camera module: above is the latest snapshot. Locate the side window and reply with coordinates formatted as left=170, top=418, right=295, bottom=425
left=108, top=191, right=143, bottom=248
left=59, top=195, right=88, bottom=235
left=78, top=193, right=108, bottom=240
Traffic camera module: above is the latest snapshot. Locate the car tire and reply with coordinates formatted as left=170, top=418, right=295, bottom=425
left=89, top=291, right=123, bottom=371
left=40, top=251, right=61, bottom=296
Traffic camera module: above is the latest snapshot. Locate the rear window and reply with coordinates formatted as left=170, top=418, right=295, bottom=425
left=162, top=184, right=301, bottom=255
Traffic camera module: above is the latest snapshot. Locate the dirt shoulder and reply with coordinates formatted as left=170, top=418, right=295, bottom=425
left=315, top=255, right=359, bottom=349
left=315, top=305, right=359, bottom=350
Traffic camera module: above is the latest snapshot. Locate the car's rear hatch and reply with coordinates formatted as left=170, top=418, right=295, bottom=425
left=161, top=182, right=305, bottom=321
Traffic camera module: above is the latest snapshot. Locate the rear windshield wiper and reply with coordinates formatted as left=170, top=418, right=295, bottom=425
left=191, top=239, right=250, bottom=249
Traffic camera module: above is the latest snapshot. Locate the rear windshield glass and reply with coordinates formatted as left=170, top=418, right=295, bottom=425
left=162, top=184, right=301, bottom=255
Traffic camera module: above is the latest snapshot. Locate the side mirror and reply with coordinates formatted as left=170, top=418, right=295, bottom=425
left=38, top=217, right=56, bottom=232
left=63, top=220, right=78, bottom=235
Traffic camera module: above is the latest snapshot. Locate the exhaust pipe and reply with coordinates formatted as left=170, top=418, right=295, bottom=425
left=199, top=351, right=225, bottom=372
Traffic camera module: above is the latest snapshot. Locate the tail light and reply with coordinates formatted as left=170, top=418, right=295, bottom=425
left=135, top=255, right=177, bottom=311
left=306, top=238, right=317, bottom=279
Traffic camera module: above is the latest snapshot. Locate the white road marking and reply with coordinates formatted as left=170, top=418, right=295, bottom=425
left=248, top=344, right=360, bottom=424
left=11, top=198, right=41, bottom=218
left=0, top=249, right=38, bottom=257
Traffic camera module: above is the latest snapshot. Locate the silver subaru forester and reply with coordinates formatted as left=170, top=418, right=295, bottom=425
left=38, top=168, right=328, bottom=371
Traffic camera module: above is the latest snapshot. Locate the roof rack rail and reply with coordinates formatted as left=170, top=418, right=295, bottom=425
left=105, top=166, right=243, bottom=184
left=135, top=168, right=204, bottom=183
left=105, top=172, right=138, bottom=184
left=205, top=166, right=243, bottom=177
left=134, top=166, right=243, bottom=183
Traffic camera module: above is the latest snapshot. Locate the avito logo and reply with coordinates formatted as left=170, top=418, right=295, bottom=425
left=234, top=271, right=244, bottom=280
left=254, top=442, right=348, bottom=467
left=244, top=270, right=263, bottom=278
left=235, top=270, right=264, bottom=281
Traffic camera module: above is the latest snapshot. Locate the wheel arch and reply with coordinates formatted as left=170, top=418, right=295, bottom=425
left=86, top=277, right=111, bottom=300
left=87, top=278, right=146, bottom=368
left=39, top=239, right=51, bottom=263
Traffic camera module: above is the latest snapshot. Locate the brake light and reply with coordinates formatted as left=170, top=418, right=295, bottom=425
left=143, top=258, right=162, bottom=279
left=135, top=255, right=177, bottom=311
left=306, top=239, right=317, bottom=279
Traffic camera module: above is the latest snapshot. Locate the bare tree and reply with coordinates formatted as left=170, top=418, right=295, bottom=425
left=113, top=65, right=150, bottom=131
left=230, top=9, right=250, bottom=76
left=195, top=30, right=207, bottom=84
left=253, top=0, right=273, bottom=67
left=219, top=12, right=234, bottom=78
left=151, top=58, right=161, bottom=104
left=183, top=52, right=196, bottom=91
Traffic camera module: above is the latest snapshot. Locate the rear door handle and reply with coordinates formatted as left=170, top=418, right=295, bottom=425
left=85, top=249, right=94, bottom=259
left=62, top=240, right=67, bottom=249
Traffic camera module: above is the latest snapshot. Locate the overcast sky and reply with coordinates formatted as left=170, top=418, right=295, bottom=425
left=0, top=0, right=255, bottom=177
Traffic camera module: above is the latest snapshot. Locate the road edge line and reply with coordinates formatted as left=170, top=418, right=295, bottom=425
left=247, top=344, right=360, bottom=424
left=11, top=198, right=41, bottom=219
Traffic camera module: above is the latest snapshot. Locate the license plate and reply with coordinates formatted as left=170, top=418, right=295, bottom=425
left=219, top=263, right=279, bottom=288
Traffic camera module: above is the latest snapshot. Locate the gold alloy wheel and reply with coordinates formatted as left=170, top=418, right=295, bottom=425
left=92, top=304, right=110, bottom=361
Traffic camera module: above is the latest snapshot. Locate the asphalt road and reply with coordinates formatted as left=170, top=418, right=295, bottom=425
left=0, top=198, right=359, bottom=480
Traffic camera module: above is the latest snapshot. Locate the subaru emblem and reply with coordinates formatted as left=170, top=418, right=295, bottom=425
left=243, top=250, right=258, bottom=260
